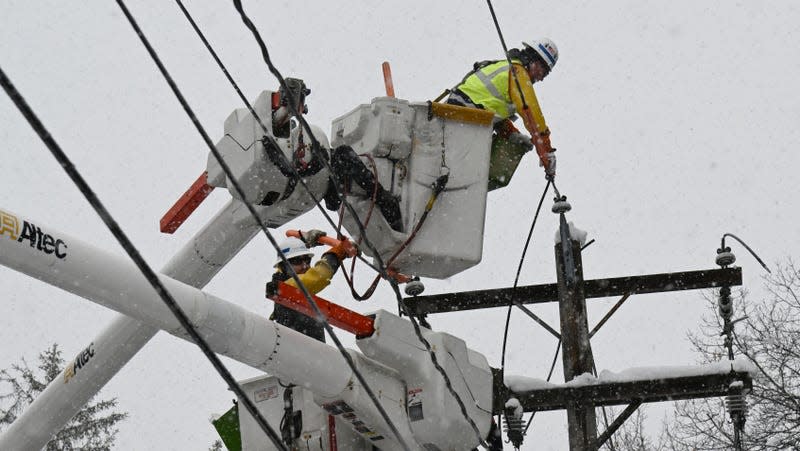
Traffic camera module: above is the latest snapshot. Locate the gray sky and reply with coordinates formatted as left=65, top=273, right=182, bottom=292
left=2, top=1, right=799, bottom=449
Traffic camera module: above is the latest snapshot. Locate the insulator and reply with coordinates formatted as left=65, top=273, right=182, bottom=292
left=718, top=286, right=733, bottom=320
left=726, top=393, right=748, bottom=416
left=726, top=389, right=748, bottom=432
left=404, top=278, right=425, bottom=296
left=551, top=196, right=571, bottom=214
left=716, top=247, right=736, bottom=267
left=503, top=409, right=525, bottom=449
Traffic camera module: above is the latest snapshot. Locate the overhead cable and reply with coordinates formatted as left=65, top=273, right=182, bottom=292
left=174, top=0, right=380, bottom=274
left=0, top=63, right=288, bottom=451
left=485, top=0, right=528, bottom=111
left=231, top=1, right=489, bottom=446
left=500, top=180, right=552, bottom=371
left=116, top=1, right=411, bottom=448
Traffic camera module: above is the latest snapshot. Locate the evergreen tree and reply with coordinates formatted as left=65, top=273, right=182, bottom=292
left=0, top=343, right=127, bottom=450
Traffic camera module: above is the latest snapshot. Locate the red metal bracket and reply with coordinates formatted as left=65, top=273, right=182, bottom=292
left=160, top=172, right=215, bottom=234
left=270, top=282, right=375, bottom=337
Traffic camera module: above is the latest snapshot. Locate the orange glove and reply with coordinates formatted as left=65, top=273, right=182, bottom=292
left=325, top=239, right=357, bottom=260
left=533, top=129, right=553, bottom=166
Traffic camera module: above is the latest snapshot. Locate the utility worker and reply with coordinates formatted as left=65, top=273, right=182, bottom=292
left=447, top=38, right=558, bottom=189
left=267, top=230, right=353, bottom=342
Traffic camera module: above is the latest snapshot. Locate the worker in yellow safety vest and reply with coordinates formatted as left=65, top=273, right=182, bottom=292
left=447, top=38, right=558, bottom=189
left=267, top=231, right=353, bottom=342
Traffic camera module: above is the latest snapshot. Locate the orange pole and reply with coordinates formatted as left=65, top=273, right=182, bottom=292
left=382, top=61, right=395, bottom=97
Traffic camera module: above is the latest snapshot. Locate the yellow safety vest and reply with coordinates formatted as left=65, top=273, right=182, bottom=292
left=457, top=60, right=522, bottom=119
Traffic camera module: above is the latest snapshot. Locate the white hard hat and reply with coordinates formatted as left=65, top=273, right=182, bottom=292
left=522, top=38, right=559, bottom=71
left=275, top=237, right=313, bottom=267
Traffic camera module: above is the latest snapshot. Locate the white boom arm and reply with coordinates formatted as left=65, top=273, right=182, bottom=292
left=0, top=201, right=260, bottom=450
left=0, top=210, right=421, bottom=450
left=1, top=210, right=496, bottom=450
left=0, top=87, right=333, bottom=449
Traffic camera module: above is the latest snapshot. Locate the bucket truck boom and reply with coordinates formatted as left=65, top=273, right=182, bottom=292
left=0, top=211, right=494, bottom=450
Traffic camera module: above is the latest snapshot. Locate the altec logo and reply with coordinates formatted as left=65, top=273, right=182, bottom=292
left=64, top=343, right=95, bottom=383
left=0, top=210, right=68, bottom=259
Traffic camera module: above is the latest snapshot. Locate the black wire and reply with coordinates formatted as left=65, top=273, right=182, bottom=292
left=500, top=180, right=551, bottom=370
left=0, top=64, right=289, bottom=450
left=115, top=2, right=408, bottom=449
left=591, top=360, right=616, bottom=451
left=721, top=233, right=771, bottom=273
left=496, top=179, right=550, bottom=437
left=174, top=0, right=253, bottom=121
left=231, top=1, right=490, bottom=447
left=522, top=337, right=560, bottom=435
left=117, top=1, right=410, bottom=449
left=485, top=0, right=528, bottom=111
left=174, top=0, right=380, bottom=274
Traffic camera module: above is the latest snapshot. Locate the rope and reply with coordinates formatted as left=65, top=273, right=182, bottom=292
left=1, top=63, right=289, bottom=450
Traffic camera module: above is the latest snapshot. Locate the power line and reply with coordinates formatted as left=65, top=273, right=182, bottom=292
left=485, top=0, right=529, bottom=111
left=231, top=1, right=490, bottom=447
left=115, top=1, right=412, bottom=448
left=0, top=63, right=288, bottom=451
left=174, top=0, right=380, bottom=275
left=500, top=179, right=552, bottom=371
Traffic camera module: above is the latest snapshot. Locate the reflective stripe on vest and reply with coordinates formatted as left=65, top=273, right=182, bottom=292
left=457, top=60, right=521, bottom=119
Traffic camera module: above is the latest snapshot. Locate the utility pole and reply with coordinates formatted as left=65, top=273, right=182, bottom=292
left=553, top=198, right=597, bottom=449
left=404, top=209, right=751, bottom=450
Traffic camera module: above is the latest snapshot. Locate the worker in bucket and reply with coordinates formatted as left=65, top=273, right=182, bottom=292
left=268, top=230, right=353, bottom=342
left=447, top=38, right=558, bottom=189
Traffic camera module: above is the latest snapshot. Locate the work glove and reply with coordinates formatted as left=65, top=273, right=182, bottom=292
left=325, top=238, right=357, bottom=260
left=494, top=118, right=519, bottom=139
left=532, top=128, right=555, bottom=175
left=301, top=229, right=327, bottom=248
